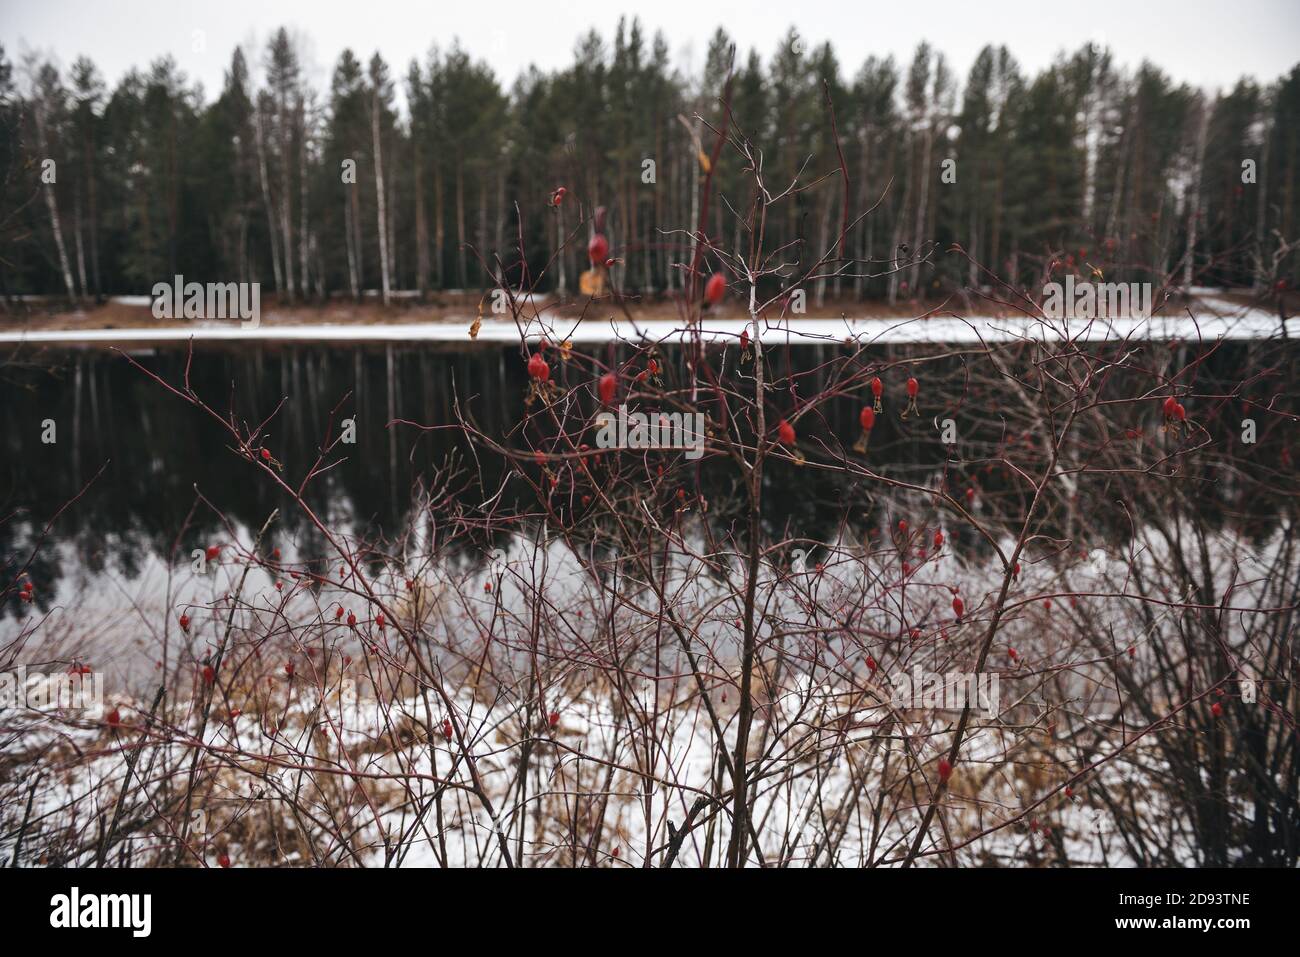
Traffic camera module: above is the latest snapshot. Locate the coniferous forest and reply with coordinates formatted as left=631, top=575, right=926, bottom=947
left=3, top=23, right=1299, bottom=305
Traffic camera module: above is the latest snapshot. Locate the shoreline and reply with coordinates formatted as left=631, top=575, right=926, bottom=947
left=0, top=309, right=1291, bottom=346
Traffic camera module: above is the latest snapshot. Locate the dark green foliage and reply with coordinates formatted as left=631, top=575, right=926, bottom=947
left=1, top=29, right=1296, bottom=300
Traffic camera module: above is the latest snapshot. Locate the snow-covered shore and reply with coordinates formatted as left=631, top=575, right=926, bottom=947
left=0, top=310, right=1293, bottom=346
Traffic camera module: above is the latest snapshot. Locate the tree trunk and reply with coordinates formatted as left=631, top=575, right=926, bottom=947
left=494, top=162, right=506, bottom=285
left=1253, top=122, right=1271, bottom=293
left=477, top=179, right=488, bottom=286
left=351, top=180, right=364, bottom=297
left=455, top=159, right=467, bottom=289
left=344, top=191, right=359, bottom=299
left=372, top=87, right=391, bottom=305
left=33, top=103, right=77, bottom=302
left=279, top=91, right=295, bottom=301
left=82, top=121, right=101, bottom=299
left=387, top=170, right=398, bottom=289
left=74, top=185, right=88, bottom=298
left=433, top=163, right=445, bottom=289
left=414, top=140, right=430, bottom=299
left=298, top=96, right=310, bottom=300
left=254, top=104, right=284, bottom=293
left=910, top=122, right=933, bottom=293
left=1183, top=100, right=1210, bottom=289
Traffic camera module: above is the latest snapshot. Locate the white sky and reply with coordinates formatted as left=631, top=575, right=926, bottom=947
left=5, top=0, right=1299, bottom=107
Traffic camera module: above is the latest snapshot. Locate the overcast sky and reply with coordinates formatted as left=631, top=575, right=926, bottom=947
left=6, top=0, right=1299, bottom=106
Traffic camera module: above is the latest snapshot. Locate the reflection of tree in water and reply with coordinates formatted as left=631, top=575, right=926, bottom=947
left=0, top=340, right=1290, bottom=614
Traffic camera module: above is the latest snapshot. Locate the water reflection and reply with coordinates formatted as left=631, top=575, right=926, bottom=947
left=0, top=339, right=1287, bottom=620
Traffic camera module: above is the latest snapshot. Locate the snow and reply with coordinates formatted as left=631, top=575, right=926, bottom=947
left=2, top=518, right=1282, bottom=867
left=0, top=306, right=1292, bottom=345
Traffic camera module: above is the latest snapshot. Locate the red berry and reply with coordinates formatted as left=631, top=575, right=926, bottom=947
left=527, top=352, right=550, bottom=382
left=376, top=613, right=385, bottom=629
left=871, top=376, right=883, bottom=398
left=1009, top=648, right=1019, bottom=661
left=952, top=596, right=964, bottom=619
left=347, top=612, right=356, bottom=626
left=859, top=406, right=876, bottom=431
left=933, top=530, right=944, bottom=548
left=777, top=420, right=796, bottom=446
left=1162, top=396, right=1177, bottom=418
left=704, top=272, right=726, bottom=304
left=938, top=758, right=953, bottom=782
left=206, top=545, right=221, bottom=561
left=261, top=448, right=272, bottom=461
left=1174, top=403, right=1186, bottom=422
left=484, top=582, right=493, bottom=593
left=218, top=853, right=231, bottom=868
left=906, top=376, right=918, bottom=398
left=1065, top=786, right=1074, bottom=798
left=335, top=606, right=344, bottom=620
left=598, top=372, right=617, bottom=406
left=588, top=233, right=609, bottom=266
left=202, top=664, right=215, bottom=684
left=1013, top=562, right=1021, bottom=577
left=284, top=661, right=294, bottom=677
left=1211, top=702, right=1223, bottom=717
left=550, top=186, right=567, bottom=206
left=866, top=656, right=877, bottom=673
left=107, top=707, right=121, bottom=727
left=443, top=719, right=454, bottom=738
left=179, top=614, right=190, bottom=631
left=898, top=519, right=908, bottom=533
left=549, top=711, right=560, bottom=728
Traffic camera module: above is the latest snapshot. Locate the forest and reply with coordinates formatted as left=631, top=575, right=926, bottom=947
left=2, top=22, right=1298, bottom=307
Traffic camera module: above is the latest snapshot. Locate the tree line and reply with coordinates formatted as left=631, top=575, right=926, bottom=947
left=1, top=23, right=1298, bottom=306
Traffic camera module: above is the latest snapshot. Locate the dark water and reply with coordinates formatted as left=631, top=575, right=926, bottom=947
left=1, top=339, right=1291, bottom=619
